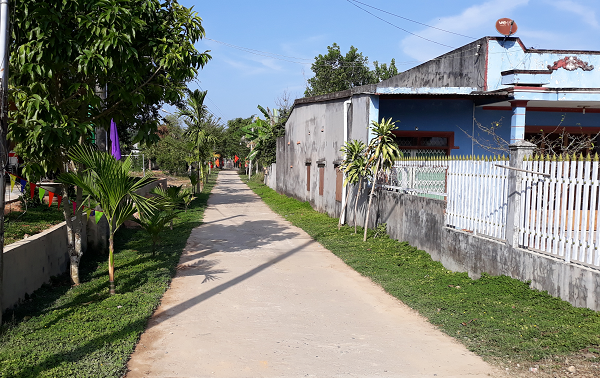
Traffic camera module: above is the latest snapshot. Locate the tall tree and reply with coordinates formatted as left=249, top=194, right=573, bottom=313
left=373, top=59, right=399, bottom=81
left=7, top=0, right=211, bottom=287
left=304, top=44, right=399, bottom=97
left=177, top=89, right=221, bottom=191
left=305, top=43, right=374, bottom=97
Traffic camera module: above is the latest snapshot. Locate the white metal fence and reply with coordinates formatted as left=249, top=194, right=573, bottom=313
left=446, top=157, right=509, bottom=240
left=387, top=155, right=600, bottom=269
left=519, top=156, right=600, bottom=267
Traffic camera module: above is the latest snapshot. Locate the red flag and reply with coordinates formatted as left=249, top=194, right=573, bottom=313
left=234, top=155, right=239, bottom=163
left=30, top=183, right=35, bottom=199
left=48, top=191, right=54, bottom=207
left=57, top=196, right=63, bottom=209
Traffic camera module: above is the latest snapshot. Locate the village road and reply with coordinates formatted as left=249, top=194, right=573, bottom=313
left=126, top=170, right=499, bottom=378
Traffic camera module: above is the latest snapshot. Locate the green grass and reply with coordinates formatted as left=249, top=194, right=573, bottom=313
left=0, top=173, right=218, bottom=378
left=4, top=203, right=65, bottom=245
left=245, top=177, right=600, bottom=363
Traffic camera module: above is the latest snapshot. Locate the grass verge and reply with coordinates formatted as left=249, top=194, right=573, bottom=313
left=245, top=176, right=600, bottom=372
left=0, top=172, right=218, bottom=378
left=4, top=202, right=65, bottom=245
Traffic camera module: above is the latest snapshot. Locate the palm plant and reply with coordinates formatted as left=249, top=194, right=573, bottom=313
left=57, top=145, right=158, bottom=295
left=363, top=118, right=401, bottom=241
left=177, top=89, right=217, bottom=192
left=338, top=139, right=367, bottom=229
left=132, top=209, right=179, bottom=255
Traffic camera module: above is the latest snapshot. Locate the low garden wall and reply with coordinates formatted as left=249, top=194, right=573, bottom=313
left=2, top=177, right=169, bottom=312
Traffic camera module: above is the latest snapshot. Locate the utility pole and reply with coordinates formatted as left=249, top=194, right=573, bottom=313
left=0, top=0, right=10, bottom=324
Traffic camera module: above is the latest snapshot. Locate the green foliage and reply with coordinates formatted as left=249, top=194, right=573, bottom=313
left=340, top=139, right=368, bottom=187
left=219, top=117, right=252, bottom=160
left=141, top=117, right=191, bottom=175
left=57, top=146, right=159, bottom=293
left=304, top=43, right=398, bottom=97
left=9, top=0, right=211, bottom=179
left=373, top=223, right=387, bottom=238
left=372, top=59, right=399, bottom=81
left=367, top=118, right=402, bottom=171
left=0, top=173, right=217, bottom=377
left=246, top=178, right=600, bottom=364
left=242, top=105, right=286, bottom=167
left=132, top=209, right=179, bottom=255
left=151, top=185, right=193, bottom=211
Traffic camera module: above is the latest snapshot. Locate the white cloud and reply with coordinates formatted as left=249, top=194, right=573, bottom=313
left=401, top=0, right=529, bottom=61
left=550, top=1, right=599, bottom=28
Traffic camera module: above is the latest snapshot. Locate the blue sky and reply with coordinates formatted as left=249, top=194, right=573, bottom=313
left=177, top=0, right=600, bottom=123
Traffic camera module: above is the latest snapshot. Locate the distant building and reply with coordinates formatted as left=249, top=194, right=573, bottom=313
left=275, top=36, right=600, bottom=217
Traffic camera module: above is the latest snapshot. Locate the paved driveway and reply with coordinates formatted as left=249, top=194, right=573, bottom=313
left=126, top=171, right=498, bottom=378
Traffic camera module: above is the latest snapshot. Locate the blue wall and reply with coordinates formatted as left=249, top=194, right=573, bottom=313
left=379, top=98, right=600, bottom=157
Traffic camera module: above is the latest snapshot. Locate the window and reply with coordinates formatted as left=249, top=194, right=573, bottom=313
left=392, top=131, right=457, bottom=158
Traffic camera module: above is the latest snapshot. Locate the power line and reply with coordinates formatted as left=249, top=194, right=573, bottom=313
left=347, top=0, right=477, bottom=40
left=345, top=0, right=456, bottom=49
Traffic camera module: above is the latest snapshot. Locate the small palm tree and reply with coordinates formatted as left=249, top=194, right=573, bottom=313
left=132, top=209, right=179, bottom=255
left=338, top=139, right=367, bottom=229
left=363, top=118, right=401, bottom=241
left=58, top=145, right=158, bottom=295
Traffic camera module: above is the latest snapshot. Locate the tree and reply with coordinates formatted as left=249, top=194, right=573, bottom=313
left=363, top=118, right=401, bottom=241
left=373, top=59, right=399, bottom=81
left=142, top=117, right=191, bottom=175
left=58, top=146, right=158, bottom=295
left=219, top=117, right=252, bottom=161
left=304, top=44, right=398, bottom=97
left=7, top=0, right=211, bottom=287
left=305, top=43, right=374, bottom=97
left=177, top=89, right=222, bottom=191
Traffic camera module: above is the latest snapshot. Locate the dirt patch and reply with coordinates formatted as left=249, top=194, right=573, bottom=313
left=488, top=349, right=600, bottom=377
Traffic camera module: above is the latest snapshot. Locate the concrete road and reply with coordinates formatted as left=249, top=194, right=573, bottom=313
left=126, top=171, right=499, bottom=378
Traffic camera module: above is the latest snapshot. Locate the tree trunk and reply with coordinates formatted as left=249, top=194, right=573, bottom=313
left=108, top=228, right=115, bottom=295
left=61, top=185, right=78, bottom=284
left=70, top=186, right=84, bottom=285
left=197, top=161, right=201, bottom=193
left=363, top=158, right=381, bottom=242
left=338, top=184, right=352, bottom=230
left=354, top=178, right=363, bottom=234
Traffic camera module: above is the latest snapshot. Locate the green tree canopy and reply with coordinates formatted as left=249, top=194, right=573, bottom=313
left=9, top=0, right=211, bottom=178
left=304, top=43, right=398, bottom=97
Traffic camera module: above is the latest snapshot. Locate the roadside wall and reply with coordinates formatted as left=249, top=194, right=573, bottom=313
left=2, top=222, right=70, bottom=311
left=1, top=177, right=167, bottom=312
left=344, top=186, right=600, bottom=311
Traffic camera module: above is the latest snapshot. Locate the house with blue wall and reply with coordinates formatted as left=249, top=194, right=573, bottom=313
left=275, top=36, right=600, bottom=218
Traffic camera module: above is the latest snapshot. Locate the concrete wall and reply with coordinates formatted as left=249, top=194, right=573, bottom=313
left=136, top=178, right=167, bottom=197
left=0, top=179, right=166, bottom=312
left=2, top=222, right=70, bottom=311
left=264, top=163, right=276, bottom=190
left=378, top=38, right=487, bottom=91
left=343, top=186, right=600, bottom=311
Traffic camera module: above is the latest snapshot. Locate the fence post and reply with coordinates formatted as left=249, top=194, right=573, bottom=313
left=505, top=141, right=536, bottom=248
